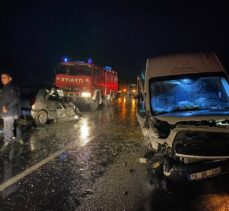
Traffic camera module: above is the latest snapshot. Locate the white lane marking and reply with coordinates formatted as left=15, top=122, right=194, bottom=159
left=0, top=148, right=66, bottom=192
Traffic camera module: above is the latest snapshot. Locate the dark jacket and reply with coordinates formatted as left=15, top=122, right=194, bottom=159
left=0, top=82, right=20, bottom=117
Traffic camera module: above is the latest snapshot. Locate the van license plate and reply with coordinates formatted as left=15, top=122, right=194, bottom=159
left=189, top=167, right=221, bottom=180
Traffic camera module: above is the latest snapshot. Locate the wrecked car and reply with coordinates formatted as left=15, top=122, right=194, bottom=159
left=137, top=53, right=229, bottom=182
left=21, top=86, right=79, bottom=126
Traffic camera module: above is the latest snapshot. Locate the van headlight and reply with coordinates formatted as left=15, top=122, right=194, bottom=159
left=81, top=92, right=91, bottom=98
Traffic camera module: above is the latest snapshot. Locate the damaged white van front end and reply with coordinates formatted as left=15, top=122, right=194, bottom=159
left=137, top=53, right=229, bottom=181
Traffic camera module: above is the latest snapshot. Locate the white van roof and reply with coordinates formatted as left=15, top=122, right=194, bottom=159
left=146, top=53, right=225, bottom=79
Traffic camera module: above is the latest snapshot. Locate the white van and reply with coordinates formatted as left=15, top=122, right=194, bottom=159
left=137, top=53, right=229, bottom=181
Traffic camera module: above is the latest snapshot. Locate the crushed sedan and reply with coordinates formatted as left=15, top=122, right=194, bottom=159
left=21, top=86, right=79, bottom=126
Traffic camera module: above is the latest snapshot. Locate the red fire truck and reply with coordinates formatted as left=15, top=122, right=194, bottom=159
left=55, top=60, right=118, bottom=110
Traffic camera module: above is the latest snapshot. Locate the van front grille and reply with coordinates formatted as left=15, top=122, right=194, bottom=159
left=173, top=131, right=229, bottom=157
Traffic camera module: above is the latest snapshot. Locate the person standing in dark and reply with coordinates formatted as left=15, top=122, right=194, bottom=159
left=0, top=72, right=20, bottom=147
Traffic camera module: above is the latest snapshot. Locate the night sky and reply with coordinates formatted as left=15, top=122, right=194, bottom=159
left=0, top=1, right=228, bottom=84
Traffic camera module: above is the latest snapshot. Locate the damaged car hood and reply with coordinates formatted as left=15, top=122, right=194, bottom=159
left=155, top=110, right=229, bottom=125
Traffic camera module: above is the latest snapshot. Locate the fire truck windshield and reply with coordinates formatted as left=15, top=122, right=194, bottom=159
left=57, top=65, right=91, bottom=76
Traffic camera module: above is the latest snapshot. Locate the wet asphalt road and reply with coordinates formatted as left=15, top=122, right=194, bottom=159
left=0, top=98, right=229, bottom=211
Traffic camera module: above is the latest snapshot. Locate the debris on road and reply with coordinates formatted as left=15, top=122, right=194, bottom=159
left=138, top=158, right=147, bottom=164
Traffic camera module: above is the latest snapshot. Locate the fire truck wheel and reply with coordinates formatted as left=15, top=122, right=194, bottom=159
left=35, top=110, right=48, bottom=126
left=109, top=97, right=115, bottom=106
left=103, top=99, right=111, bottom=106
left=90, top=100, right=99, bottom=111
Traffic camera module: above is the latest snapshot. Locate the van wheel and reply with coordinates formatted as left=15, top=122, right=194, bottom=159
left=160, top=178, right=174, bottom=191
left=35, top=111, right=48, bottom=126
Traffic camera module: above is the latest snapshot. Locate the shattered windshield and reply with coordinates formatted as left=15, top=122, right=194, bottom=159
left=150, top=76, right=229, bottom=114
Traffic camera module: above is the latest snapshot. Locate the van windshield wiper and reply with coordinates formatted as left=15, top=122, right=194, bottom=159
left=209, top=106, right=229, bottom=111
left=168, top=106, right=202, bottom=113
left=155, top=106, right=203, bottom=115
